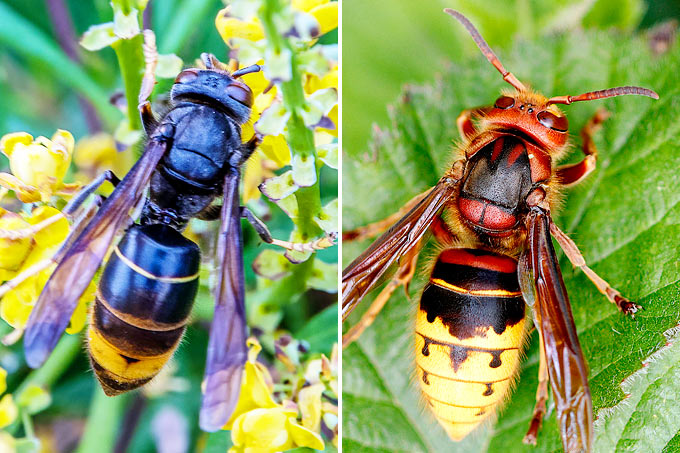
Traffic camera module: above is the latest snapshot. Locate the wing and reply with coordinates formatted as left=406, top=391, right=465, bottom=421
left=23, top=139, right=168, bottom=368
left=199, top=169, right=247, bottom=432
left=519, top=207, right=592, bottom=452
left=342, top=177, right=457, bottom=320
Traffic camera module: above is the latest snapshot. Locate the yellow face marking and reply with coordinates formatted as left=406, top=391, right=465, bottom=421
left=430, top=278, right=521, bottom=297
left=114, top=246, right=199, bottom=283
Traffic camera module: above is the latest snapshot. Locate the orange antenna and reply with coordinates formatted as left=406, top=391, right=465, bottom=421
left=445, top=9, right=526, bottom=92
left=547, top=86, right=659, bottom=105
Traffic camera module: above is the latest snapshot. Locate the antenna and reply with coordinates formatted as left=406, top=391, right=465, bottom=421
left=445, top=9, right=526, bottom=92
left=547, top=86, right=659, bottom=105
left=232, top=64, right=263, bottom=78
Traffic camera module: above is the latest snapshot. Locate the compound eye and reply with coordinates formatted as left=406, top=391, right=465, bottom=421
left=494, top=96, right=515, bottom=109
left=537, top=110, right=568, bottom=132
left=175, top=69, right=199, bottom=84
left=226, top=83, right=253, bottom=107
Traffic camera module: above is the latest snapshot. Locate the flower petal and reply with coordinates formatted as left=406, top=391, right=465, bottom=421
left=0, top=132, right=33, bottom=158
left=216, top=7, right=264, bottom=43
left=0, top=394, right=18, bottom=429
left=259, top=170, right=298, bottom=202
left=264, top=48, right=293, bottom=83
left=0, top=367, right=6, bottom=395
left=156, top=54, right=183, bottom=78
left=259, top=134, right=291, bottom=167
left=80, top=22, right=119, bottom=51
left=313, top=198, right=338, bottom=234
left=309, top=2, right=338, bottom=35
left=287, top=417, right=325, bottom=451
left=112, top=5, right=141, bottom=39
left=298, top=383, right=324, bottom=430
left=252, top=249, right=293, bottom=280
left=291, top=153, right=317, bottom=187
left=255, top=102, right=290, bottom=136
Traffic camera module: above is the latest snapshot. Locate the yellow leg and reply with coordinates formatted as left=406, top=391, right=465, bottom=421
left=550, top=220, right=640, bottom=315
left=342, top=245, right=420, bottom=348
left=524, top=330, right=549, bottom=445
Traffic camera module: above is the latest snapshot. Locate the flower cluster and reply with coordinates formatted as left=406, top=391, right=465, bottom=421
left=216, top=0, right=338, bottom=263
left=0, top=131, right=103, bottom=339
left=225, top=338, right=337, bottom=452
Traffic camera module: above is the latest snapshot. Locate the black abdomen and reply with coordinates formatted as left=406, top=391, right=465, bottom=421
left=87, top=224, right=200, bottom=395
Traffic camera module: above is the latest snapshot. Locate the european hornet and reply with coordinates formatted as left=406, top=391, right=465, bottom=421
left=342, top=9, right=658, bottom=452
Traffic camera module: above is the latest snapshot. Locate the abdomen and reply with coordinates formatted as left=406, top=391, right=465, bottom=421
left=415, top=248, right=526, bottom=440
left=87, top=224, right=200, bottom=395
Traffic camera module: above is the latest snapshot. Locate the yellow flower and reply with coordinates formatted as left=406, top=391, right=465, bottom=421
left=224, top=339, right=279, bottom=430
left=0, top=367, right=6, bottom=395
left=216, top=6, right=265, bottom=46
left=216, top=0, right=337, bottom=49
left=0, top=206, right=94, bottom=334
left=73, top=132, right=133, bottom=194
left=308, top=2, right=338, bottom=36
left=0, top=210, right=33, bottom=281
left=298, top=383, right=324, bottom=431
left=304, top=65, right=338, bottom=95
left=319, top=104, right=337, bottom=137
left=230, top=406, right=324, bottom=453
left=224, top=338, right=324, bottom=452
left=0, top=394, right=17, bottom=429
left=0, top=130, right=74, bottom=202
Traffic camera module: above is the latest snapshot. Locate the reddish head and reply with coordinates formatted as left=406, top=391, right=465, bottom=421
left=445, top=9, right=659, bottom=153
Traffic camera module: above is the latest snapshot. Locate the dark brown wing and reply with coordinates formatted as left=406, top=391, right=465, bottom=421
left=342, top=177, right=457, bottom=320
left=519, top=207, right=592, bottom=452
left=23, top=139, right=168, bottom=368
left=199, top=169, right=247, bottom=432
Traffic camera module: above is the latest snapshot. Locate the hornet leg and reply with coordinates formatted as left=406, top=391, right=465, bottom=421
left=524, top=330, right=549, bottom=445
left=456, top=106, right=492, bottom=140
left=241, top=207, right=336, bottom=252
left=556, top=108, right=609, bottom=187
left=550, top=220, right=640, bottom=315
left=342, top=244, right=420, bottom=348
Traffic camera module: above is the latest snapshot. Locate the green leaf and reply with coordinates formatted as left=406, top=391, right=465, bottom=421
left=342, top=30, right=680, bottom=452
left=296, top=305, right=338, bottom=354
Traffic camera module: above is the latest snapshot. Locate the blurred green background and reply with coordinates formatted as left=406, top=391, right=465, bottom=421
left=0, top=0, right=338, bottom=452
left=342, top=0, right=680, bottom=157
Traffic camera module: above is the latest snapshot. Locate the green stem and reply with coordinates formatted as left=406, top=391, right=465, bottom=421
left=76, top=388, right=131, bottom=453
left=21, top=410, right=34, bottom=439
left=259, top=0, right=323, bottom=242
left=111, top=32, right=145, bottom=132
left=7, top=333, right=81, bottom=437
left=14, top=333, right=81, bottom=399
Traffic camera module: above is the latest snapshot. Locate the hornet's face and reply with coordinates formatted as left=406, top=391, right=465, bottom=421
left=482, top=92, right=570, bottom=150
left=171, top=69, right=253, bottom=124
